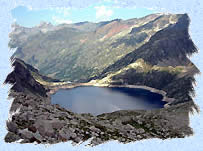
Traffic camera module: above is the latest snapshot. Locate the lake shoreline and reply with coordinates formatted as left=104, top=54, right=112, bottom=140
left=47, top=82, right=175, bottom=107
left=5, top=58, right=193, bottom=145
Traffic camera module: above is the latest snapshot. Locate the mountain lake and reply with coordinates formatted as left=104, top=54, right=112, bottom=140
left=51, top=86, right=166, bottom=115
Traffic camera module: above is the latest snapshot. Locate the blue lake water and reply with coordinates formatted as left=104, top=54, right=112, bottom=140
left=51, top=86, right=166, bottom=115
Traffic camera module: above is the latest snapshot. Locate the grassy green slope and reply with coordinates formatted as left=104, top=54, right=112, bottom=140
left=9, top=13, right=181, bottom=82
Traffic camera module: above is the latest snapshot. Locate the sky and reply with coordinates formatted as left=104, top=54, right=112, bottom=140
left=11, top=1, right=155, bottom=27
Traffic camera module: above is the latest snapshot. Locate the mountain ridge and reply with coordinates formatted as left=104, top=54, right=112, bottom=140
left=9, top=13, right=185, bottom=82
left=4, top=12, right=200, bottom=145
left=96, top=14, right=198, bottom=79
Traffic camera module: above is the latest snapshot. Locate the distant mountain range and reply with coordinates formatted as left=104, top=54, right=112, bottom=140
left=5, top=13, right=200, bottom=145
left=8, top=13, right=200, bottom=106
left=9, top=13, right=198, bottom=83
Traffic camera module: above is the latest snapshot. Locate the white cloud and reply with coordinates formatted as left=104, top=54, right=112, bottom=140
left=113, top=5, right=121, bottom=9
left=114, top=0, right=119, bottom=4
left=95, top=5, right=113, bottom=21
left=27, top=5, right=33, bottom=10
left=57, top=7, right=70, bottom=15
left=146, top=7, right=157, bottom=11
left=50, top=7, right=72, bottom=25
left=52, top=16, right=73, bottom=24
left=49, top=7, right=70, bottom=17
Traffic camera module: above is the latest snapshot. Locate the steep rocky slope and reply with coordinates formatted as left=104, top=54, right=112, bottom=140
left=91, top=58, right=198, bottom=106
left=4, top=58, right=194, bottom=145
left=5, top=13, right=200, bottom=145
left=5, top=58, right=47, bottom=97
left=98, top=14, right=197, bottom=75
left=9, top=13, right=184, bottom=81
left=89, top=14, right=199, bottom=106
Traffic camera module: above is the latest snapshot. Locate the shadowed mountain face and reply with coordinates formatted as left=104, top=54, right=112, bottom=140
left=8, top=13, right=199, bottom=106
left=9, top=13, right=195, bottom=82
left=100, top=14, right=196, bottom=75
left=5, top=58, right=47, bottom=97
left=4, top=13, right=200, bottom=145
left=4, top=58, right=195, bottom=145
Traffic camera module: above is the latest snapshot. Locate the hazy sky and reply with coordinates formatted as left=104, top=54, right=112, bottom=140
left=11, top=1, right=155, bottom=27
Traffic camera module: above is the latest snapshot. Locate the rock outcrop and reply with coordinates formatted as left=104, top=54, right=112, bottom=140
left=4, top=58, right=196, bottom=145
left=5, top=58, right=47, bottom=97
left=4, top=13, right=200, bottom=146
left=9, top=13, right=190, bottom=82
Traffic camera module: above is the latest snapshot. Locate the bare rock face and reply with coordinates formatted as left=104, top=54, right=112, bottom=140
left=6, top=121, right=18, bottom=133
left=9, top=13, right=195, bottom=82
left=34, top=120, right=56, bottom=137
left=18, top=129, right=35, bottom=140
left=5, top=91, right=194, bottom=145
left=4, top=13, right=199, bottom=146
left=5, top=132, right=21, bottom=143
left=5, top=58, right=47, bottom=97
left=4, top=58, right=195, bottom=145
